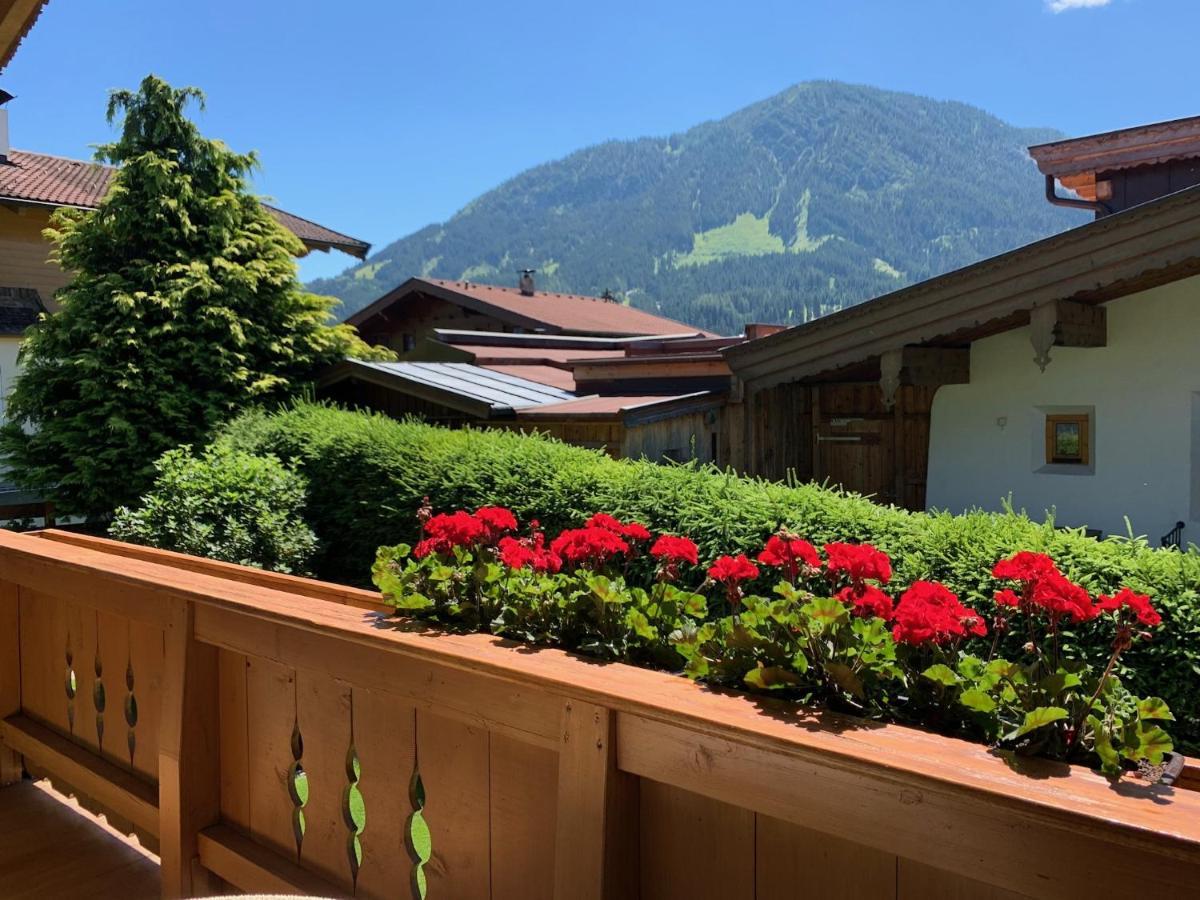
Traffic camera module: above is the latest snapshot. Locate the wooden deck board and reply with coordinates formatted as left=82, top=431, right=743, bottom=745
left=0, top=778, right=159, bottom=899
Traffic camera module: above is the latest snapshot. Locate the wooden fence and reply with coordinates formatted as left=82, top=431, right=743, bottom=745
left=1, top=528, right=1199, bottom=899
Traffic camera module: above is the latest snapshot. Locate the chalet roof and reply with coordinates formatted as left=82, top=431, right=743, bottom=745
left=1030, top=115, right=1200, bottom=201
left=0, top=285, right=44, bottom=334
left=0, top=150, right=370, bottom=258
left=725, top=183, right=1200, bottom=388
left=433, top=328, right=705, bottom=349
left=0, top=0, right=48, bottom=71
left=349, top=277, right=708, bottom=338
left=318, top=359, right=574, bottom=418
left=1030, top=115, right=1200, bottom=175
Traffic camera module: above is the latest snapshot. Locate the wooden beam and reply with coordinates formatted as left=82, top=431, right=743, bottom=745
left=0, top=714, right=158, bottom=834
left=879, top=347, right=969, bottom=408
left=197, top=824, right=345, bottom=897
left=1030, top=299, right=1107, bottom=370
left=36, top=530, right=386, bottom=612
left=552, top=700, right=638, bottom=900
left=158, top=600, right=221, bottom=899
left=0, top=581, right=21, bottom=785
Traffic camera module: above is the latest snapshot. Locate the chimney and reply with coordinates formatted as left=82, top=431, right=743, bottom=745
left=518, top=269, right=536, bottom=296
left=0, top=90, right=13, bottom=164
left=1029, top=115, right=1200, bottom=218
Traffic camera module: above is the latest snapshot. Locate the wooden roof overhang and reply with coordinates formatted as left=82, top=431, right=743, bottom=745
left=1030, top=115, right=1200, bottom=202
left=0, top=0, right=47, bottom=71
left=724, top=184, right=1200, bottom=391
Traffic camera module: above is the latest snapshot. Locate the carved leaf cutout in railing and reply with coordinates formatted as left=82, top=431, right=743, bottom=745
left=408, top=767, right=431, bottom=900
left=125, top=659, right=138, bottom=766
left=93, top=654, right=106, bottom=748
left=288, top=719, right=307, bottom=857
left=64, top=644, right=76, bottom=733
left=343, top=745, right=365, bottom=885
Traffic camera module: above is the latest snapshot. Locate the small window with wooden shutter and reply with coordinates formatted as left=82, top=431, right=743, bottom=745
left=1045, top=414, right=1089, bottom=465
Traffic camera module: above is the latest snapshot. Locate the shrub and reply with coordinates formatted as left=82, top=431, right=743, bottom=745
left=218, top=402, right=1200, bottom=751
left=374, top=507, right=1177, bottom=778
left=111, top=444, right=317, bottom=574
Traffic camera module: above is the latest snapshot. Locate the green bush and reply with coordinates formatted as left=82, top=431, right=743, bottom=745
left=219, top=402, right=1200, bottom=751
left=110, top=444, right=317, bottom=575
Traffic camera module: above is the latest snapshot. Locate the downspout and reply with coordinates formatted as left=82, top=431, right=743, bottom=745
left=1044, top=174, right=1110, bottom=217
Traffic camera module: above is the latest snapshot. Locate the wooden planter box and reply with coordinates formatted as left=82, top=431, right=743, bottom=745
left=1, top=528, right=1198, bottom=900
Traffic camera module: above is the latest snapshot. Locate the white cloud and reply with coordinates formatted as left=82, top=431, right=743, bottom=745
left=1046, top=0, right=1113, bottom=12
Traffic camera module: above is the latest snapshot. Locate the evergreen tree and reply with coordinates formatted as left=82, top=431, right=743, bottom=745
left=0, top=75, right=387, bottom=517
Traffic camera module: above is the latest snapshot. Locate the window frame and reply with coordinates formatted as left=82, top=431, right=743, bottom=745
left=1044, top=413, right=1090, bottom=466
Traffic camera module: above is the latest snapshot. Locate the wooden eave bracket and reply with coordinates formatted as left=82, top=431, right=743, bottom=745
left=1030, top=299, right=1107, bottom=372
left=879, top=347, right=970, bottom=408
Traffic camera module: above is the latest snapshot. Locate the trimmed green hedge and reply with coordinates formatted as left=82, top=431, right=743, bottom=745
left=219, top=402, right=1200, bottom=751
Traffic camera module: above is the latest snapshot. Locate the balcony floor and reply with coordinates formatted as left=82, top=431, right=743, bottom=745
left=0, top=778, right=160, bottom=899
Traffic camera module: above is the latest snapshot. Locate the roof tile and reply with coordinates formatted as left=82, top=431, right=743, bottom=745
left=0, top=150, right=369, bottom=257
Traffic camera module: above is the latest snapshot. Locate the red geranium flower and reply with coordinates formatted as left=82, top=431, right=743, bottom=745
left=550, top=526, right=629, bottom=568
left=758, top=534, right=820, bottom=581
left=992, top=551, right=1058, bottom=583
left=994, top=588, right=1021, bottom=607
left=498, top=534, right=562, bottom=574
left=824, top=542, right=892, bottom=586
left=650, top=535, right=700, bottom=566
left=891, top=581, right=986, bottom=646
left=475, top=506, right=518, bottom=540
left=1031, top=571, right=1096, bottom=624
left=707, top=554, right=760, bottom=584
left=413, top=510, right=488, bottom=558
left=1096, top=587, right=1162, bottom=627
left=837, top=585, right=894, bottom=620
left=586, top=513, right=651, bottom=542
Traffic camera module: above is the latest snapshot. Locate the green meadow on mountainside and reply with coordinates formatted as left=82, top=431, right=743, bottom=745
left=310, top=81, right=1084, bottom=333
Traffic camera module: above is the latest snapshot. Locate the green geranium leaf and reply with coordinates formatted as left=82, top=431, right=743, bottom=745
left=1087, top=715, right=1121, bottom=776
left=1136, top=697, right=1175, bottom=721
left=959, top=688, right=997, bottom=713
left=956, top=655, right=985, bottom=680
left=825, top=662, right=865, bottom=700
left=1038, top=672, right=1082, bottom=696
left=922, top=664, right=961, bottom=687
left=680, top=591, right=707, bottom=618
left=394, top=592, right=434, bottom=611
left=744, top=665, right=801, bottom=691
left=1009, top=706, right=1069, bottom=740
left=1131, top=724, right=1174, bottom=765
left=790, top=651, right=810, bottom=674
left=625, top=608, right=658, bottom=642
left=802, top=597, right=848, bottom=629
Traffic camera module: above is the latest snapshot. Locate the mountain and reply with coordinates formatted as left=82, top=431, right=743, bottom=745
left=310, top=82, right=1086, bottom=334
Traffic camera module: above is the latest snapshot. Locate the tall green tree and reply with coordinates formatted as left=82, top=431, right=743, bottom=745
left=0, top=75, right=386, bottom=517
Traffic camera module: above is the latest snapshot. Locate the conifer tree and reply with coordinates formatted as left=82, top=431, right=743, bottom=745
left=0, top=75, right=385, bottom=517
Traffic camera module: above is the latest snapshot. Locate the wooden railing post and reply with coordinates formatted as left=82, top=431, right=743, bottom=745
left=552, top=700, right=639, bottom=900
left=0, top=580, right=22, bottom=786
left=160, top=598, right=221, bottom=898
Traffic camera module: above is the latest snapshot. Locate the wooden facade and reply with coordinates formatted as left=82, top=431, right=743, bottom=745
left=741, top=380, right=935, bottom=509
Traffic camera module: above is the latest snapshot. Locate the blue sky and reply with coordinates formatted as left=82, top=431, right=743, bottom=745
left=4, top=0, right=1194, bottom=282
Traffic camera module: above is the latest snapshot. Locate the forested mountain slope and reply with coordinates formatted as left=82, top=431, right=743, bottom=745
left=312, top=82, right=1084, bottom=333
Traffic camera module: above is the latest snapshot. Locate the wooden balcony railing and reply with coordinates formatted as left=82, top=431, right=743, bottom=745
left=2, top=528, right=1199, bottom=899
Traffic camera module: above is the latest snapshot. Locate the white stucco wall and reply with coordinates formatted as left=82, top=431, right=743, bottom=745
left=927, top=274, right=1200, bottom=540
left=0, top=336, right=20, bottom=424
